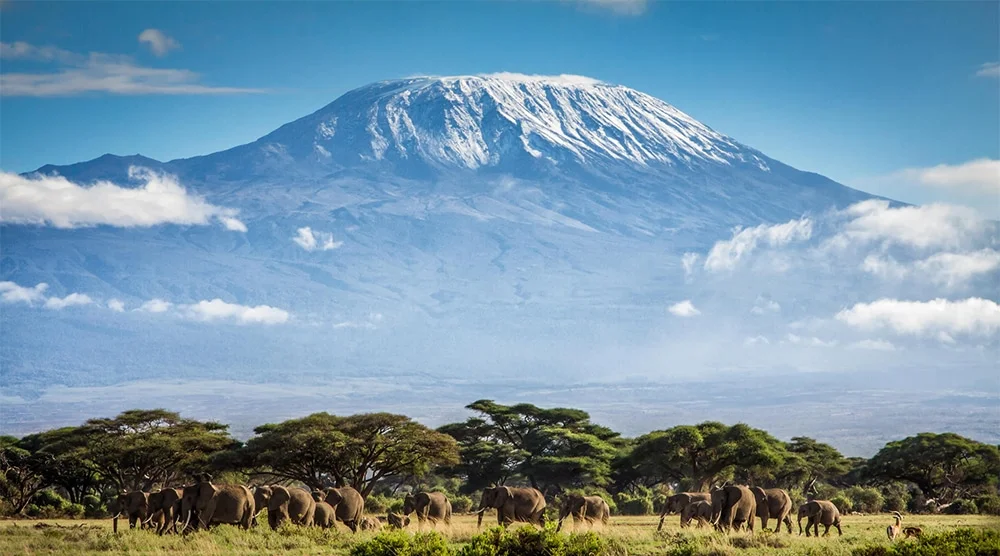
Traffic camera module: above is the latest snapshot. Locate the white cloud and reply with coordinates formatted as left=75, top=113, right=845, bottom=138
left=0, top=41, right=263, bottom=96
left=861, top=250, right=1000, bottom=288
left=785, top=333, right=837, bottom=347
left=704, top=217, right=812, bottom=271
left=681, top=252, right=700, bottom=279
left=833, top=200, right=985, bottom=250
left=44, top=293, right=93, bottom=310
left=107, top=299, right=125, bottom=312
left=138, top=29, right=180, bottom=57
left=333, top=312, right=383, bottom=330
left=836, top=298, right=1000, bottom=338
left=180, top=299, right=290, bottom=325
left=0, top=281, right=49, bottom=304
left=743, top=335, right=769, bottom=346
left=750, top=296, right=781, bottom=315
left=0, top=167, right=246, bottom=231
left=569, top=0, right=647, bottom=15
left=976, top=62, right=1000, bottom=78
left=137, top=298, right=173, bottom=313
left=668, top=300, right=700, bottom=317
left=891, top=159, right=1000, bottom=196
left=293, top=227, right=342, bottom=251
left=848, top=339, right=898, bottom=351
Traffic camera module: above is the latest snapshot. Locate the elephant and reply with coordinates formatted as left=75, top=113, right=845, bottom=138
left=266, top=486, right=315, bottom=529
left=798, top=500, right=842, bottom=537
left=750, top=487, right=793, bottom=534
left=321, top=486, right=365, bottom=532
left=311, top=491, right=337, bottom=529
left=680, top=500, right=713, bottom=528
left=251, top=485, right=272, bottom=527
left=657, top=492, right=711, bottom=531
left=476, top=486, right=546, bottom=528
left=145, top=488, right=183, bottom=535
left=179, top=473, right=255, bottom=531
left=556, top=494, right=609, bottom=531
left=359, top=516, right=383, bottom=530
left=402, top=491, right=452, bottom=529
left=386, top=512, right=411, bottom=529
left=710, top=485, right=756, bottom=532
left=110, top=491, right=149, bottom=533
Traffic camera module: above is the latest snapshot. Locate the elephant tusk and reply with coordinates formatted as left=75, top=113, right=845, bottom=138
left=181, top=510, right=192, bottom=534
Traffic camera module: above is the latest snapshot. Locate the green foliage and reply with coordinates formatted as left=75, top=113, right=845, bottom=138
left=975, top=494, right=1000, bottom=515
left=438, top=400, right=621, bottom=493
left=846, top=486, right=885, bottom=513
left=770, top=436, right=850, bottom=491
left=451, top=494, right=474, bottom=513
left=350, top=530, right=451, bottom=556
left=33, top=489, right=69, bottom=510
left=64, top=503, right=85, bottom=518
left=366, top=493, right=402, bottom=514
left=831, top=493, right=853, bottom=513
left=0, top=439, right=48, bottom=515
left=243, top=412, right=459, bottom=496
left=945, top=499, right=978, bottom=515
left=866, top=433, right=1000, bottom=502
left=612, top=492, right=653, bottom=515
left=456, top=525, right=608, bottom=556
left=617, top=422, right=787, bottom=492
left=82, top=494, right=105, bottom=518
left=852, top=528, right=1000, bottom=556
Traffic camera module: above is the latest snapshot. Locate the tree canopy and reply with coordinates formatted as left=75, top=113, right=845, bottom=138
left=437, top=400, right=622, bottom=494
left=241, top=412, right=459, bottom=497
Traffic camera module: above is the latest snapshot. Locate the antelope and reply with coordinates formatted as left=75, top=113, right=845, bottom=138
left=887, top=511, right=903, bottom=540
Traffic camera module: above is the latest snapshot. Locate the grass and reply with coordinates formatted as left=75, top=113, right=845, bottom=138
left=1, top=513, right=998, bottom=555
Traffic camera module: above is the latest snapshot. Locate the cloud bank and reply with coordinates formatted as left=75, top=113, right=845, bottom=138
left=180, top=299, right=290, bottom=325
left=0, top=167, right=246, bottom=231
left=703, top=217, right=812, bottom=271
left=0, top=41, right=262, bottom=96
left=836, top=298, right=1000, bottom=339
left=138, top=29, right=180, bottom=57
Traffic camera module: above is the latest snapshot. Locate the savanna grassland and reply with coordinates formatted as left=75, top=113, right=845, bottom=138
left=2, top=513, right=999, bottom=556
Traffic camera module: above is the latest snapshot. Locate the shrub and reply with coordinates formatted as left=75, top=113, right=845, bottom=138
left=82, top=495, right=105, bottom=518
left=852, top=528, right=1000, bottom=556
left=612, top=493, right=653, bottom=516
left=366, top=494, right=402, bottom=514
left=846, top=486, right=885, bottom=513
left=944, top=499, right=978, bottom=515
left=64, top=503, right=85, bottom=519
left=455, top=525, right=608, bottom=556
left=883, top=493, right=909, bottom=513
left=33, top=489, right=69, bottom=510
left=831, top=494, right=853, bottom=513
left=974, top=494, right=1000, bottom=515
left=451, top=495, right=474, bottom=514
left=351, top=530, right=450, bottom=556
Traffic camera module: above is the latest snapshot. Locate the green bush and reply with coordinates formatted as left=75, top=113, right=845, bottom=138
left=64, top=503, right=85, bottom=519
left=351, top=530, right=450, bottom=556
left=852, top=528, right=1000, bottom=556
left=366, top=494, right=403, bottom=514
left=883, top=493, right=909, bottom=512
left=451, top=495, right=474, bottom=514
left=612, top=493, right=653, bottom=516
left=456, top=525, right=608, bottom=556
left=831, top=494, right=853, bottom=513
left=944, top=499, right=978, bottom=515
left=82, top=494, right=105, bottom=518
left=846, top=486, right=885, bottom=513
left=975, top=494, right=1000, bottom=515
left=33, top=489, right=68, bottom=510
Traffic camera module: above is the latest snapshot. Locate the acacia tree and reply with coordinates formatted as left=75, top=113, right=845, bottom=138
left=866, top=432, right=1000, bottom=503
left=0, top=436, right=50, bottom=515
left=241, top=412, right=459, bottom=497
left=17, top=428, right=103, bottom=504
left=765, top=437, right=850, bottom=493
left=617, top=422, right=787, bottom=492
left=437, top=400, right=622, bottom=494
left=74, top=409, right=236, bottom=491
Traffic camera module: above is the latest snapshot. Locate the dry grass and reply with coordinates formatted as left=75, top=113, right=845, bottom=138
left=1, top=513, right=998, bottom=555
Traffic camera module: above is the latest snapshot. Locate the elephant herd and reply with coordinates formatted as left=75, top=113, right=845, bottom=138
left=110, top=476, right=843, bottom=538
left=657, top=486, right=844, bottom=537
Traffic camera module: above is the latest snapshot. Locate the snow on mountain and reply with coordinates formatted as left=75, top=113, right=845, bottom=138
left=5, top=74, right=994, bottom=451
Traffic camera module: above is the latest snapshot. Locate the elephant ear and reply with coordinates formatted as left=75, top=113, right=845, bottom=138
left=496, top=486, right=511, bottom=506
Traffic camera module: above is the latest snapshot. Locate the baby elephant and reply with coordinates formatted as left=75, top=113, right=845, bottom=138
left=386, top=512, right=410, bottom=529
left=359, top=516, right=383, bottom=531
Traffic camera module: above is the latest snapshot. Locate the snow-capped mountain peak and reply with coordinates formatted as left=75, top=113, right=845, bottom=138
left=242, top=73, right=769, bottom=175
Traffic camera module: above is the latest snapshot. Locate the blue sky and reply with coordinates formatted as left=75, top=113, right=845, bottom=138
left=1, top=0, right=997, bottom=212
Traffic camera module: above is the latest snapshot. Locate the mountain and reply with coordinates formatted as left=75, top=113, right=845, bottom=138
left=3, top=74, right=995, bottom=454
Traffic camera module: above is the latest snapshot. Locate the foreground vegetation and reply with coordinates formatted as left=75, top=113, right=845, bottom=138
left=2, top=514, right=998, bottom=556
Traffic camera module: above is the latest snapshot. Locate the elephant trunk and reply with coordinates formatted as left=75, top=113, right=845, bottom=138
left=657, top=515, right=665, bottom=531
left=476, top=509, right=486, bottom=528
left=113, top=516, right=118, bottom=534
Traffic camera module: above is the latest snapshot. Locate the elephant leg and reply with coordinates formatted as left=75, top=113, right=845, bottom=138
left=784, top=515, right=793, bottom=534
left=835, top=522, right=842, bottom=536
left=822, top=523, right=831, bottom=537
